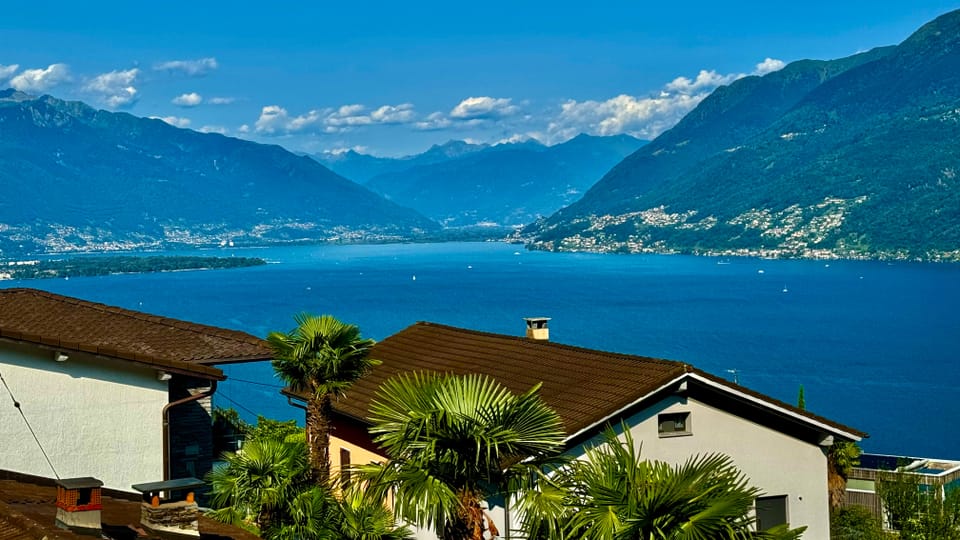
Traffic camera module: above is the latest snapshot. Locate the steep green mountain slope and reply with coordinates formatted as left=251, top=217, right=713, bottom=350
left=0, top=91, right=437, bottom=255
left=527, top=10, right=960, bottom=260
left=364, top=134, right=646, bottom=226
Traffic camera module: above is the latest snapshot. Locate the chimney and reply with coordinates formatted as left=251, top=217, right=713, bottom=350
left=55, top=477, right=103, bottom=536
left=132, top=478, right=204, bottom=537
left=524, top=317, right=551, bottom=341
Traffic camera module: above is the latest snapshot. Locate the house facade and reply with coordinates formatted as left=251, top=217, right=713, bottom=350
left=289, top=320, right=865, bottom=539
left=0, top=288, right=272, bottom=491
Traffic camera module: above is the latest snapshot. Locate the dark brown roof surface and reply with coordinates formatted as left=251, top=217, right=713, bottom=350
left=325, top=322, right=865, bottom=440
left=0, top=288, right=273, bottom=380
left=334, top=321, right=689, bottom=436
left=0, top=477, right=260, bottom=540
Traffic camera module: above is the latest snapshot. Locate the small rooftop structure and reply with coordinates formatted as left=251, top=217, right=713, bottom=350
left=523, top=317, right=551, bottom=341
left=131, top=478, right=205, bottom=538
left=55, top=477, right=103, bottom=536
left=0, top=470, right=260, bottom=540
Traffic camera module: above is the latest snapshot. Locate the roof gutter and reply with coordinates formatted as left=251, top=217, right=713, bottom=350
left=162, top=380, right=217, bottom=481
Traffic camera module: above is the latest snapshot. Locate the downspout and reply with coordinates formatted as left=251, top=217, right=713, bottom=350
left=162, top=380, right=217, bottom=481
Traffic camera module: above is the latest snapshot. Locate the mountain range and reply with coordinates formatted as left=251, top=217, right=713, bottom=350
left=0, top=90, right=437, bottom=256
left=316, top=134, right=646, bottom=226
left=524, top=9, right=960, bottom=260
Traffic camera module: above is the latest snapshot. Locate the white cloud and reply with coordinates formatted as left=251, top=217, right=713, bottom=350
left=413, top=111, right=452, bottom=131
left=238, top=124, right=250, bottom=133
left=0, top=64, right=19, bottom=83
left=208, top=96, right=235, bottom=105
left=665, top=70, right=739, bottom=95
left=255, top=102, right=418, bottom=134
left=370, top=103, right=415, bottom=124
left=9, top=63, right=70, bottom=93
left=754, top=57, right=786, bottom=76
left=199, top=125, right=227, bottom=134
left=84, top=68, right=139, bottom=108
left=152, top=116, right=191, bottom=128
left=541, top=59, right=784, bottom=143
left=172, top=92, right=202, bottom=107
left=450, top=96, right=518, bottom=119
left=153, top=57, right=218, bottom=76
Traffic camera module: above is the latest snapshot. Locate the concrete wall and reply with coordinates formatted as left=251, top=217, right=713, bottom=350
left=567, top=395, right=830, bottom=538
left=0, top=342, right=167, bottom=491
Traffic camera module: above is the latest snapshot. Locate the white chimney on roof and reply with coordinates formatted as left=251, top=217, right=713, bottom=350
left=524, top=317, right=551, bottom=341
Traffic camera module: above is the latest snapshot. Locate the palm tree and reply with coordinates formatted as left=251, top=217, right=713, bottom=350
left=268, top=313, right=379, bottom=485
left=827, top=441, right=861, bottom=512
left=518, top=426, right=806, bottom=540
left=354, top=372, right=566, bottom=540
left=207, top=437, right=312, bottom=533
left=208, top=435, right=411, bottom=540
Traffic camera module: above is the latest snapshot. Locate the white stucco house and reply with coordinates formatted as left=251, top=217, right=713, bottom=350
left=289, top=319, right=866, bottom=539
left=0, top=288, right=272, bottom=491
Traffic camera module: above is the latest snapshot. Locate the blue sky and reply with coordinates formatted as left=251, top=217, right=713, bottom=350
left=1, top=1, right=957, bottom=156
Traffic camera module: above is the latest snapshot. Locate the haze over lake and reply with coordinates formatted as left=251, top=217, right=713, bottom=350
left=7, top=242, right=958, bottom=458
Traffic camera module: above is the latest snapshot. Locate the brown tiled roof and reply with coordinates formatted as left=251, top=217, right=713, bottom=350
left=321, top=322, right=865, bottom=440
left=0, top=288, right=273, bottom=380
left=0, top=476, right=260, bottom=540
left=333, top=322, right=689, bottom=436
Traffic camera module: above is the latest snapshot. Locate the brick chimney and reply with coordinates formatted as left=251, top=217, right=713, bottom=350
left=54, top=477, right=103, bottom=536
left=132, top=478, right=204, bottom=537
left=524, top=317, right=551, bottom=341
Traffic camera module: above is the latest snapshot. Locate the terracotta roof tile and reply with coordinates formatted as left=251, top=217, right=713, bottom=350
left=323, top=321, right=865, bottom=440
left=0, top=477, right=260, bottom=540
left=0, top=288, right=273, bottom=380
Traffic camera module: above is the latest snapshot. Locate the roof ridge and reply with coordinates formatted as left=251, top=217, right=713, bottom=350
left=411, top=321, right=686, bottom=368
left=3, top=288, right=264, bottom=346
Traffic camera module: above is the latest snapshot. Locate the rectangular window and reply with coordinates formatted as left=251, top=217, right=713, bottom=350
left=756, top=495, right=788, bottom=531
left=340, top=448, right=351, bottom=486
left=658, top=412, right=691, bottom=437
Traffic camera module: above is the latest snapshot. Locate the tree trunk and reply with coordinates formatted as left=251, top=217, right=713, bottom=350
left=307, top=393, right=332, bottom=486
left=442, top=489, right=488, bottom=540
left=827, top=453, right=846, bottom=512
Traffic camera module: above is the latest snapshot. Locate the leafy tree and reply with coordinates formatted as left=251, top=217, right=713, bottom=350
left=829, top=506, right=891, bottom=540
left=519, top=425, right=806, bottom=539
left=268, top=313, right=379, bottom=485
left=877, top=468, right=960, bottom=539
left=354, top=372, right=566, bottom=540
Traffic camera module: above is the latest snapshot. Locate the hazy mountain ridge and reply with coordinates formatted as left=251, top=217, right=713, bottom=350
left=524, top=10, right=960, bottom=261
left=362, top=134, right=646, bottom=226
left=0, top=91, right=438, bottom=256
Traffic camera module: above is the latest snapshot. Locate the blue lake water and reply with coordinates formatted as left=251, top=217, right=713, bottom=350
left=6, top=242, right=959, bottom=458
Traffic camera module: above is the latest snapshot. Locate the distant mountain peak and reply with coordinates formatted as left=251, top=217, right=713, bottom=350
left=0, top=88, right=35, bottom=102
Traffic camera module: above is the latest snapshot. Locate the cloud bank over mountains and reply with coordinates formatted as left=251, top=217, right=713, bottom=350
left=0, top=55, right=785, bottom=154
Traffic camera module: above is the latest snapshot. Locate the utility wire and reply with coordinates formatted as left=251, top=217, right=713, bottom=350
left=0, top=370, right=60, bottom=480
left=217, top=390, right=260, bottom=418
left=226, top=377, right=284, bottom=389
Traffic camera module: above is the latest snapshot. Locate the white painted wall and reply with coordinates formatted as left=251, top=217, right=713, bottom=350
left=566, top=395, right=831, bottom=539
left=0, top=342, right=167, bottom=491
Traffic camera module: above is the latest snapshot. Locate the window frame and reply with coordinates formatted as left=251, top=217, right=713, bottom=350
left=657, top=411, right=692, bottom=438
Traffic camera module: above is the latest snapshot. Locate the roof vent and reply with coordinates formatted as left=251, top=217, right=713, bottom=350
left=55, top=477, right=103, bottom=536
left=524, top=317, right=551, bottom=341
left=132, top=478, right=204, bottom=537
